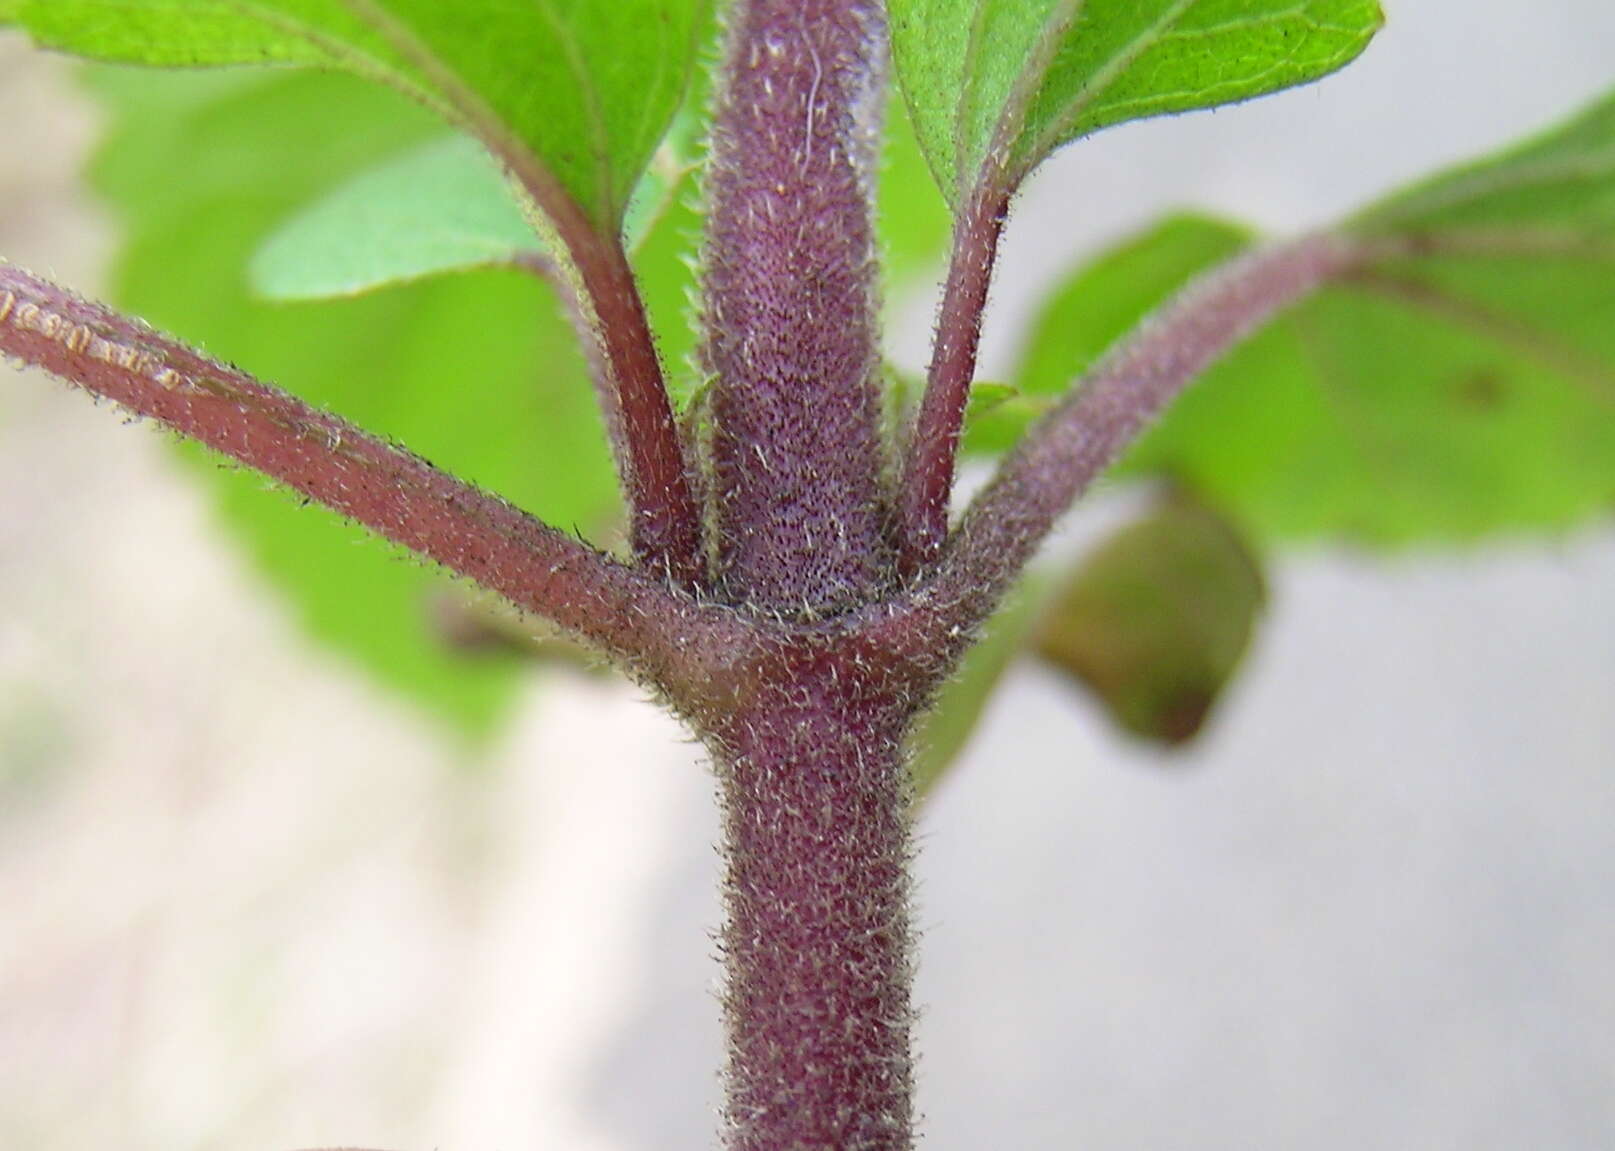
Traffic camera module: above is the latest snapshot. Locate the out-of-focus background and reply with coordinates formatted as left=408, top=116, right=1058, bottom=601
left=2, top=1, right=1613, bottom=1148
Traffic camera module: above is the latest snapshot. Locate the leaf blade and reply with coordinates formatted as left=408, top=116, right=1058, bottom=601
left=249, top=134, right=543, bottom=300
left=890, top=0, right=1383, bottom=208
left=12, top=0, right=331, bottom=66
left=13, top=0, right=711, bottom=232
left=997, top=87, right=1615, bottom=547
left=1355, top=89, right=1615, bottom=243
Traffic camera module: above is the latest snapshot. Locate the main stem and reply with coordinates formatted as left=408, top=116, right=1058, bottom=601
left=705, top=649, right=917, bottom=1151
left=698, top=1, right=918, bottom=1143
left=702, top=0, right=892, bottom=614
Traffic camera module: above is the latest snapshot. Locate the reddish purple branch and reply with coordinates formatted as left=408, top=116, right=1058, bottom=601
left=565, top=224, right=706, bottom=587
left=0, top=262, right=735, bottom=686
left=340, top=0, right=705, bottom=586
left=927, top=232, right=1361, bottom=632
left=898, top=182, right=1011, bottom=574
left=701, top=0, right=892, bottom=614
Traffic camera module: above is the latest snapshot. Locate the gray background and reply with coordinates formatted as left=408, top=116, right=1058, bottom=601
left=1, top=1, right=1612, bottom=1148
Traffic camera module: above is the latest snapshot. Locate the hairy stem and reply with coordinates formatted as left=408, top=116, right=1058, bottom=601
left=701, top=0, right=892, bottom=614
left=704, top=646, right=920, bottom=1151
left=898, top=182, right=1011, bottom=573
left=895, top=0, right=1083, bottom=575
left=930, top=233, right=1361, bottom=633
left=0, top=263, right=737, bottom=684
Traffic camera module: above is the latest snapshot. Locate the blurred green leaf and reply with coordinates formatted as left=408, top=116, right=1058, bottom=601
left=252, top=110, right=698, bottom=303
left=1354, top=88, right=1615, bottom=243
left=965, top=380, right=1019, bottom=422
left=85, top=66, right=620, bottom=736
left=1134, top=276, right=1615, bottom=543
left=14, top=0, right=710, bottom=232
left=1035, top=492, right=1266, bottom=746
left=634, top=183, right=706, bottom=408
left=888, top=0, right=1381, bottom=208
left=910, top=583, right=1047, bottom=797
left=0, top=686, right=72, bottom=806
left=250, top=134, right=543, bottom=301
left=1146, top=96, right=1615, bottom=542
left=7, top=1, right=324, bottom=66
left=913, top=491, right=1268, bottom=784
left=1020, top=215, right=1255, bottom=396
left=879, top=89, right=954, bottom=290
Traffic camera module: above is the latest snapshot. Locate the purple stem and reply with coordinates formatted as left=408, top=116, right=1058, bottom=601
left=699, top=639, right=922, bottom=1151
left=0, top=262, right=738, bottom=690
left=701, top=0, right=892, bottom=614
left=898, top=181, right=1011, bottom=574
left=566, top=224, right=707, bottom=587
left=695, top=2, right=925, bottom=1145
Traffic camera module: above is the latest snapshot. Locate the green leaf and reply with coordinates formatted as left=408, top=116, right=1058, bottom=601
left=878, top=89, right=954, bottom=289
left=911, top=486, right=1266, bottom=784
left=889, top=0, right=1382, bottom=207
left=1034, top=492, right=1265, bottom=746
left=633, top=180, right=706, bottom=408
left=1354, top=89, right=1615, bottom=244
left=1021, top=215, right=1254, bottom=395
left=9, top=1, right=327, bottom=66
left=1145, top=279, right=1615, bottom=544
left=16, top=0, right=711, bottom=233
left=250, top=134, right=543, bottom=300
left=1000, top=91, right=1615, bottom=544
left=85, top=66, right=621, bottom=736
left=1147, top=93, right=1615, bottom=543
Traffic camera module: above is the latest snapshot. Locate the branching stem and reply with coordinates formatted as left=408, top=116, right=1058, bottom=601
left=3, top=21, right=1382, bottom=1147
left=927, top=232, right=1362, bottom=633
